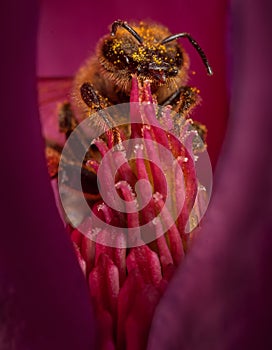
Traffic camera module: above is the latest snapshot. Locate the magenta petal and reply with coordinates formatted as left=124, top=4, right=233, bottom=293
left=142, top=81, right=154, bottom=104
left=89, top=254, right=120, bottom=317
left=71, top=228, right=83, bottom=246
left=154, top=222, right=174, bottom=273
left=134, top=148, right=157, bottom=224
left=113, top=149, right=137, bottom=187
left=88, top=254, right=119, bottom=349
left=81, top=234, right=96, bottom=273
left=116, top=181, right=139, bottom=226
left=96, top=309, right=115, bottom=350
left=130, top=75, right=140, bottom=104
left=73, top=242, right=87, bottom=275
left=142, top=127, right=167, bottom=195
left=117, top=268, right=161, bottom=350
left=95, top=230, right=126, bottom=285
left=153, top=196, right=184, bottom=265
left=148, top=1, right=272, bottom=349
left=117, top=269, right=145, bottom=349
left=0, top=1, right=96, bottom=349
left=125, top=284, right=160, bottom=350
left=127, top=246, right=162, bottom=287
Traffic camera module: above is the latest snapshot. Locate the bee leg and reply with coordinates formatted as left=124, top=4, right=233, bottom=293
left=45, top=96, right=101, bottom=210
left=80, top=82, right=122, bottom=145
left=58, top=102, right=78, bottom=140
left=162, top=86, right=201, bottom=118
left=80, top=82, right=110, bottom=112
left=80, top=82, right=113, bottom=127
left=45, top=143, right=62, bottom=179
left=163, top=86, right=207, bottom=143
left=58, top=101, right=94, bottom=161
left=45, top=104, right=74, bottom=179
left=190, top=120, right=207, bottom=145
left=46, top=138, right=101, bottom=202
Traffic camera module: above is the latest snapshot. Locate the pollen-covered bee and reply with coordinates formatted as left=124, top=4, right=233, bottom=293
left=46, top=19, right=212, bottom=195
left=59, top=19, right=212, bottom=138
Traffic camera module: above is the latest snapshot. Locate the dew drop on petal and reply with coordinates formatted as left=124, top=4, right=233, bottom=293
left=152, top=217, right=159, bottom=225
left=153, top=192, right=163, bottom=202
left=97, top=203, right=105, bottom=211
left=198, top=184, right=207, bottom=192
left=194, top=155, right=199, bottom=162
left=134, top=143, right=144, bottom=152
left=88, top=227, right=101, bottom=239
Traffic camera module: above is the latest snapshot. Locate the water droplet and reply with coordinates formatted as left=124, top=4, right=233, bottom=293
left=97, top=203, right=105, bottom=211
left=152, top=217, right=159, bottom=225
left=89, top=227, right=101, bottom=238
left=198, top=184, right=207, bottom=192
left=153, top=192, right=163, bottom=202
left=134, top=143, right=144, bottom=151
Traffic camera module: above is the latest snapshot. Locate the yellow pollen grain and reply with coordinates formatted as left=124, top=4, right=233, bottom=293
left=112, top=41, right=121, bottom=52
left=132, top=46, right=147, bottom=62
left=153, top=56, right=162, bottom=65
left=159, top=45, right=166, bottom=52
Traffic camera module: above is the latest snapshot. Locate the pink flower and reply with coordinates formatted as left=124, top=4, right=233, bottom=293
left=2, top=1, right=272, bottom=350
left=56, top=76, right=206, bottom=349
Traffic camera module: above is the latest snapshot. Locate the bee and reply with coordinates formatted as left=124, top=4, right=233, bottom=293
left=59, top=19, right=212, bottom=139
left=46, top=20, right=212, bottom=203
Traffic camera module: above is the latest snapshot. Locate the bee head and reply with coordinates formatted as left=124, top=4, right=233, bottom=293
left=99, top=21, right=212, bottom=86
left=127, top=40, right=184, bottom=84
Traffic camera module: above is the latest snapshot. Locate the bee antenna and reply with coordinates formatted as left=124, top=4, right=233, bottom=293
left=111, top=20, right=143, bottom=45
left=160, top=33, right=213, bottom=75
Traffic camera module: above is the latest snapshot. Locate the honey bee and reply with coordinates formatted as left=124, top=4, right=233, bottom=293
left=47, top=19, right=212, bottom=199
left=59, top=19, right=212, bottom=138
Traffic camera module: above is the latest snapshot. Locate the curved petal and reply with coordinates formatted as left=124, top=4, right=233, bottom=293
left=0, top=1, right=96, bottom=349
left=148, top=0, right=272, bottom=349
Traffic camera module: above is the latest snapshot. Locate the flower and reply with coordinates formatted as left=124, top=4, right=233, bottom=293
left=2, top=1, right=272, bottom=350
left=57, top=75, right=207, bottom=349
